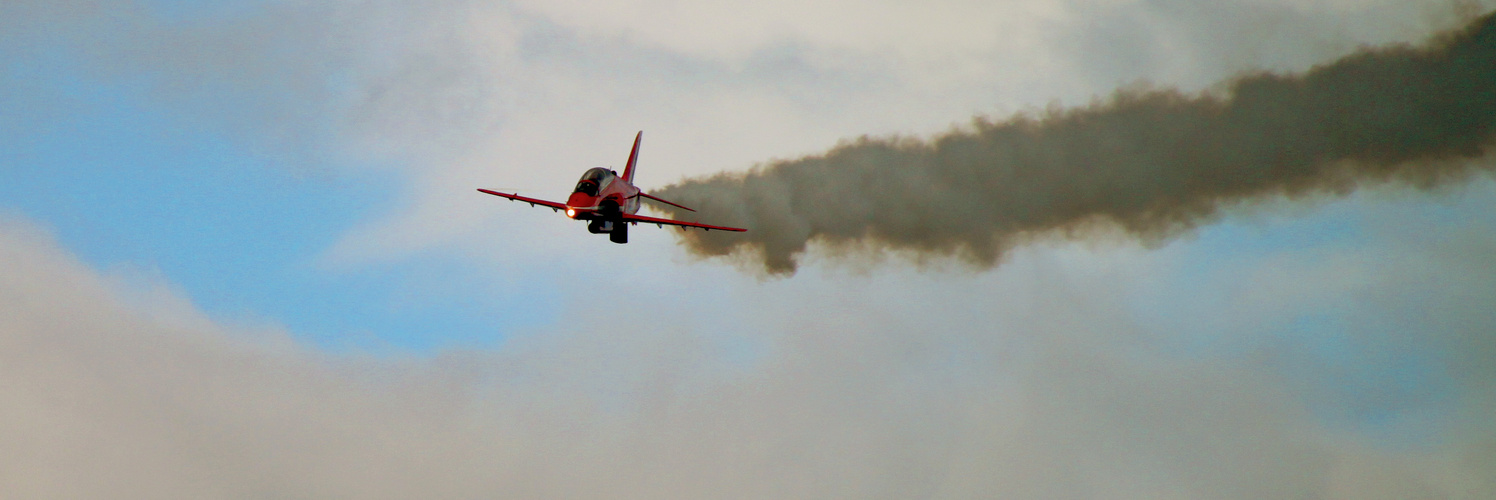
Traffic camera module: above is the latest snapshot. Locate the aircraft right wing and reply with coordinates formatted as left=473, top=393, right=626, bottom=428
left=622, top=213, right=747, bottom=232
left=477, top=189, right=568, bottom=212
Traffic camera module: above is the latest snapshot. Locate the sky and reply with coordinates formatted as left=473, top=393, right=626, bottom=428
left=2, top=0, right=1495, bottom=498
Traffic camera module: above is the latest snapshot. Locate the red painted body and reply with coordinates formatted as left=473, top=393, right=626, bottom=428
left=478, top=131, right=746, bottom=244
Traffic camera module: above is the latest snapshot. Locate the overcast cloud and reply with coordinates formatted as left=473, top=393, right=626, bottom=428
left=4, top=184, right=1495, bottom=497
left=3, top=0, right=1495, bottom=498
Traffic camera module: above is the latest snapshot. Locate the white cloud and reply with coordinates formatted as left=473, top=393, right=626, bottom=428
left=3, top=182, right=1495, bottom=497
left=6, top=2, right=1496, bottom=496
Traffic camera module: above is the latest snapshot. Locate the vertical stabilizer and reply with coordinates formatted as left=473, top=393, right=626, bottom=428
left=621, top=131, right=642, bottom=183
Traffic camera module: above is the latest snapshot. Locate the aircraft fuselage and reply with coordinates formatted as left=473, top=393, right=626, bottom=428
left=565, top=167, right=641, bottom=242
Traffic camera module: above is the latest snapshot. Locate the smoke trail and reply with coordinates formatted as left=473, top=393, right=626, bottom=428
left=653, top=11, right=1496, bottom=275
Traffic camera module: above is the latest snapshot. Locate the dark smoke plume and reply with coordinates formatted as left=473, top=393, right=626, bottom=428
left=653, top=12, right=1496, bottom=275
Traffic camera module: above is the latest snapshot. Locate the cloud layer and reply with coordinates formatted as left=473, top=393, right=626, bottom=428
left=5, top=1, right=1496, bottom=498
left=4, top=196, right=1495, bottom=498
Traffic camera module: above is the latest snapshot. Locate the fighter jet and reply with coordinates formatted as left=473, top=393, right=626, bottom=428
left=478, top=132, right=746, bottom=243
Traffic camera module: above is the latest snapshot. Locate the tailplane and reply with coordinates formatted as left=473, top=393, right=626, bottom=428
left=636, top=192, right=695, bottom=212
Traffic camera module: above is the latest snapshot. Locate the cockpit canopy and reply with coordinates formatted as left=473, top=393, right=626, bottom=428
left=574, top=167, right=611, bottom=196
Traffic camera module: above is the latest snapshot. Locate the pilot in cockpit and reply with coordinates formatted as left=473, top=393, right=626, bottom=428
left=574, top=167, right=609, bottom=196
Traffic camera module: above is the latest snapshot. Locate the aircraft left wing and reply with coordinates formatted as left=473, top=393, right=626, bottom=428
left=623, top=213, right=747, bottom=232
left=477, top=189, right=568, bottom=212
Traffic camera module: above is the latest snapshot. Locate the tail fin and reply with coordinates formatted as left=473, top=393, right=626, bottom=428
left=621, top=131, right=642, bottom=183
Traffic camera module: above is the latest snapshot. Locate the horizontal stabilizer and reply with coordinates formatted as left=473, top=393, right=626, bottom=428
left=635, top=192, right=695, bottom=212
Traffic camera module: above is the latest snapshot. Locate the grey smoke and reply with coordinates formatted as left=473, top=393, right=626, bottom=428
left=654, top=11, right=1496, bottom=275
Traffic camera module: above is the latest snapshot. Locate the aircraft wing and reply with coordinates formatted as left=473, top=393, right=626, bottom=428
left=623, top=213, right=747, bottom=232
left=477, top=189, right=568, bottom=212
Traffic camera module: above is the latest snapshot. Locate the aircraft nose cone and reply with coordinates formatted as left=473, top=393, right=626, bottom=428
left=566, top=192, right=592, bottom=206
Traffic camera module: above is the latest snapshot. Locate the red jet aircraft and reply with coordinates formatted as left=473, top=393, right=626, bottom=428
left=478, top=131, right=746, bottom=243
